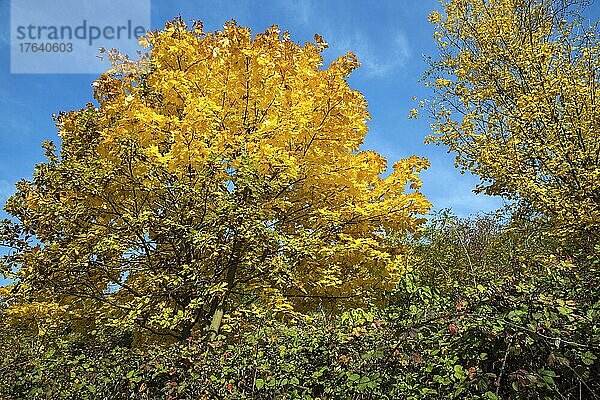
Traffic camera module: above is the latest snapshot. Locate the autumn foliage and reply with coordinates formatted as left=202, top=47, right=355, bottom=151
left=425, top=0, right=600, bottom=247
left=0, top=19, right=429, bottom=342
left=1, top=2, right=599, bottom=399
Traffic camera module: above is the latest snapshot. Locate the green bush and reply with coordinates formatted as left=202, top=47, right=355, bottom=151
left=2, top=265, right=598, bottom=399
left=2, top=213, right=598, bottom=399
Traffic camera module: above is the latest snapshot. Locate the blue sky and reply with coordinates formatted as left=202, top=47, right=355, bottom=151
left=0, top=0, right=509, bottom=214
left=0, top=0, right=528, bottom=285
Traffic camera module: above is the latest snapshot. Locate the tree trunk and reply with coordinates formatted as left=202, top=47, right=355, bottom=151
left=207, top=234, right=240, bottom=340
left=207, top=303, right=224, bottom=340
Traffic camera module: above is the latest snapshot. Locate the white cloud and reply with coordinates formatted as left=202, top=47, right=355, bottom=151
left=419, top=160, right=505, bottom=216
left=277, top=0, right=411, bottom=78
left=0, top=180, right=15, bottom=203
left=326, top=30, right=411, bottom=77
left=280, top=0, right=313, bottom=26
left=435, top=192, right=505, bottom=217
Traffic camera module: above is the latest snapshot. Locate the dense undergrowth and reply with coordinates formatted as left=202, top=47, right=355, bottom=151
left=2, top=212, right=598, bottom=399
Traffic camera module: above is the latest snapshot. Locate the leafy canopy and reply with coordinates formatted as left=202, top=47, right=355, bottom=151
left=425, top=0, right=600, bottom=246
left=0, top=19, right=430, bottom=341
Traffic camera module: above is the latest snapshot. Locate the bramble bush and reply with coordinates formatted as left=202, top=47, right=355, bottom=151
left=2, top=213, right=598, bottom=399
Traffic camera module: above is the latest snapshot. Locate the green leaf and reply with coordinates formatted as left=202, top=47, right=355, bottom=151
left=582, top=351, right=597, bottom=366
left=255, top=378, right=264, bottom=390
left=483, top=392, right=499, bottom=400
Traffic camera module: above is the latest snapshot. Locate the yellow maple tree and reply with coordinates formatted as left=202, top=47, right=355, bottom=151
left=1, top=19, right=430, bottom=341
